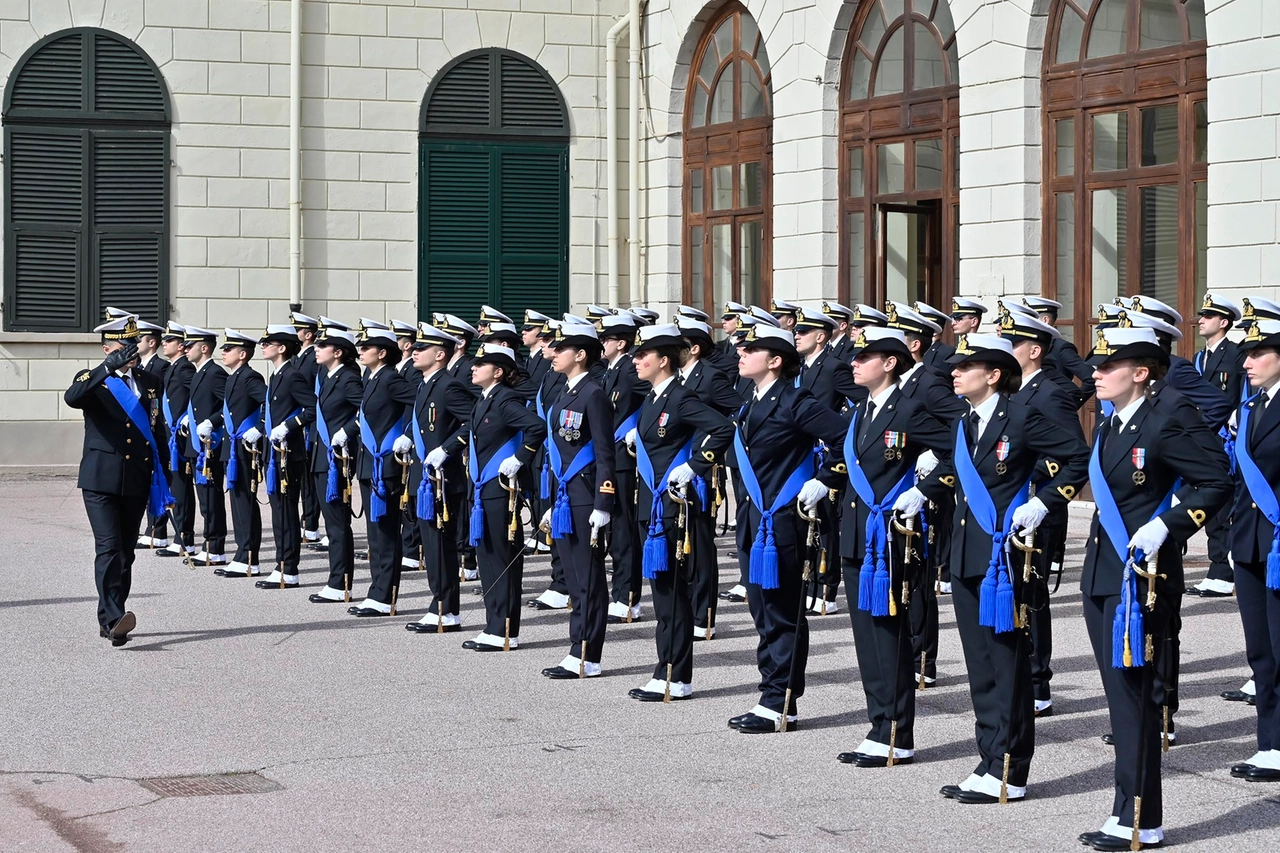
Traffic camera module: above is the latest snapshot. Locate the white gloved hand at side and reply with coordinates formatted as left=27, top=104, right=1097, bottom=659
left=1010, top=497, right=1049, bottom=534
left=331, top=428, right=348, bottom=448
left=892, top=486, right=926, bottom=517
left=270, top=423, right=290, bottom=443
left=798, top=478, right=830, bottom=511
left=392, top=435, right=413, bottom=455
left=589, top=510, right=611, bottom=531
left=1128, top=517, right=1169, bottom=556
left=242, top=427, right=262, bottom=444
left=426, top=447, right=448, bottom=469
left=625, top=428, right=638, bottom=449
left=915, top=449, right=939, bottom=479
left=540, top=509, right=552, bottom=530
left=498, top=456, right=523, bottom=478
left=668, top=463, right=696, bottom=486
left=196, top=419, right=214, bottom=440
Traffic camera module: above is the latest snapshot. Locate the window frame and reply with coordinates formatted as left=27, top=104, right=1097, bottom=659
left=1042, top=0, right=1207, bottom=352
left=682, top=2, right=773, bottom=313
left=2, top=28, right=171, bottom=334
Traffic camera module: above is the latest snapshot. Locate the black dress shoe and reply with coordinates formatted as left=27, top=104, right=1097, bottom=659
left=735, top=714, right=791, bottom=734
left=630, top=689, right=687, bottom=702
left=1087, top=834, right=1161, bottom=851
left=1078, top=831, right=1106, bottom=845
left=352, top=608, right=388, bottom=617
left=405, top=622, right=460, bottom=633
left=1035, top=705, right=1054, bottom=718
left=954, top=789, right=1019, bottom=804
left=461, top=639, right=505, bottom=652
left=1246, top=766, right=1280, bottom=782
left=1101, top=733, right=1115, bottom=745
left=1222, top=689, right=1250, bottom=702
left=727, top=713, right=754, bottom=728
left=212, top=568, right=227, bottom=576
left=1183, top=586, right=1201, bottom=596
left=940, top=785, right=962, bottom=799
left=718, top=591, right=746, bottom=603
left=1248, top=694, right=1257, bottom=706
left=542, top=666, right=579, bottom=680
left=606, top=614, right=623, bottom=624
left=1198, top=589, right=1232, bottom=598
left=255, top=580, right=299, bottom=589
left=347, top=606, right=361, bottom=614
left=308, top=543, right=329, bottom=552
left=308, top=594, right=347, bottom=604
left=154, top=550, right=178, bottom=558
left=1231, top=762, right=1256, bottom=778
left=528, top=600, right=566, bottom=611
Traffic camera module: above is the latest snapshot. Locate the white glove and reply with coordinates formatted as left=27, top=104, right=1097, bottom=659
left=196, top=419, right=214, bottom=440
left=498, top=456, right=523, bottom=478
left=625, top=427, right=638, bottom=449
left=331, top=428, right=348, bottom=448
left=270, top=423, right=290, bottom=443
left=1011, top=497, right=1049, bottom=534
left=1128, top=517, right=1169, bottom=556
left=798, top=478, right=830, bottom=511
left=242, top=426, right=263, bottom=444
left=892, top=487, right=926, bottom=517
left=589, top=510, right=611, bottom=531
left=915, top=449, right=939, bottom=479
left=668, top=462, right=696, bottom=486
left=426, top=447, right=448, bottom=470
left=392, top=435, right=413, bottom=455
left=179, top=414, right=190, bottom=429
left=540, top=509, right=552, bottom=530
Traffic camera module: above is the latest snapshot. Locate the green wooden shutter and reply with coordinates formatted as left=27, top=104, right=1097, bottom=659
left=495, top=145, right=567, bottom=321
left=421, top=142, right=492, bottom=322
left=93, top=132, right=166, bottom=319
left=6, top=128, right=84, bottom=330
left=93, top=34, right=166, bottom=114
left=8, top=32, right=83, bottom=111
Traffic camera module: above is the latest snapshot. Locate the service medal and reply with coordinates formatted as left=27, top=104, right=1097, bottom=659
left=883, top=430, right=904, bottom=460
left=657, top=411, right=669, bottom=438
left=1132, top=448, right=1146, bottom=485
left=995, top=439, right=1010, bottom=475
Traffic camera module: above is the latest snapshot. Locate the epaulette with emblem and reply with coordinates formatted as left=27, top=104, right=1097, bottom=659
left=1057, top=484, right=1076, bottom=500
left=76, top=370, right=91, bottom=382
left=939, top=475, right=956, bottom=487
left=1187, top=508, right=1207, bottom=527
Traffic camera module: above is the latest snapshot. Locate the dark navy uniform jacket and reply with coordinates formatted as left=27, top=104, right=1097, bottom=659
left=680, top=359, right=742, bottom=416
left=547, top=375, right=617, bottom=511
left=184, top=360, right=227, bottom=458
left=266, top=360, right=316, bottom=461
left=1231, top=389, right=1280, bottom=565
left=309, top=365, right=363, bottom=475
left=635, top=378, right=734, bottom=523
left=65, top=364, right=165, bottom=497
left=217, top=365, right=267, bottom=464
left=406, top=368, right=474, bottom=498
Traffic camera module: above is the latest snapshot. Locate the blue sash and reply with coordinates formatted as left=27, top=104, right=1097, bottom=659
left=843, top=412, right=916, bottom=616
left=733, top=428, right=815, bottom=590
left=614, top=408, right=641, bottom=444
left=635, top=434, right=693, bottom=578
left=1088, top=434, right=1176, bottom=667
left=162, top=392, right=181, bottom=475
left=106, top=377, right=176, bottom=519
left=411, top=405, right=437, bottom=522
left=221, top=400, right=263, bottom=489
left=359, top=409, right=409, bottom=523
left=265, top=404, right=301, bottom=495
left=953, top=421, right=1030, bottom=634
left=186, top=399, right=223, bottom=485
left=536, top=387, right=551, bottom=500
left=314, top=373, right=343, bottom=504
left=468, top=434, right=521, bottom=546
left=1238, top=395, right=1280, bottom=588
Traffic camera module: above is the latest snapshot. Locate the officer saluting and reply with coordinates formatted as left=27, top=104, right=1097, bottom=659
left=1077, top=327, right=1231, bottom=850
left=65, top=315, right=173, bottom=646
left=1227, top=319, right=1280, bottom=783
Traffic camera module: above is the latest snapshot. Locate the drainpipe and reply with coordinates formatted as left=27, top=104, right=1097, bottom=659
left=628, top=0, right=643, bottom=307
left=605, top=13, right=630, bottom=310
left=288, top=0, right=302, bottom=312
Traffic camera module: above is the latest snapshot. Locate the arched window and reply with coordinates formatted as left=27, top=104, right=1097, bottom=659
left=1043, top=0, right=1207, bottom=349
left=683, top=3, right=772, bottom=313
left=841, top=0, right=959, bottom=310
left=419, top=49, right=569, bottom=324
left=3, top=29, right=170, bottom=333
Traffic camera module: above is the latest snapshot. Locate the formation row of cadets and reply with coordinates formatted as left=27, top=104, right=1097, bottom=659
left=74, top=290, right=1280, bottom=851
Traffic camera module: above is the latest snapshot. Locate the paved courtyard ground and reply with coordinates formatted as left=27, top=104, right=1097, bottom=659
left=2, top=475, right=1277, bottom=852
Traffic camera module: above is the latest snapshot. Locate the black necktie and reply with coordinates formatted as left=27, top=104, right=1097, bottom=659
left=967, top=411, right=981, bottom=456
left=859, top=400, right=877, bottom=446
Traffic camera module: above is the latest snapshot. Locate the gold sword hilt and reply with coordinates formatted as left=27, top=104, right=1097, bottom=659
left=502, top=474, right=519, bottom=542
left=795, top=498, right=821, bottom=581
left=396, top=450, right=412, bottom=510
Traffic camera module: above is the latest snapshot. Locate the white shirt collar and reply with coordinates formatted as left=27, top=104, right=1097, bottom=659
left=866, top=384, right=896, bottom=413
left=900, top=362, right=923, bottom=384
left=367, top=363, right=384, bottom=379
left=1204, top=337, right=1223, bottom=354
left=680, top=357, right=700, bottom=379
left=327, top=364, right=343, bottom=378
left=607, top=352, right=627, bottom=370
left=1019, top=368, right=1042, bottom=389
left=754, top=377, right=779, bottom=401
left=969, top=393, right=1001, bottom=434
left=565, top=371, right=588, bottom=391
left=804, top=350, right=822, bottom=368
left=1261, top=382, right=1279, bottom=406
left=828, top=333, right=845, bottom=348
left=650, top=375, right=677, bottom=400
left=1115, top=395, right=1145, bottom=429
left=481, top=383, right=498, bottom=399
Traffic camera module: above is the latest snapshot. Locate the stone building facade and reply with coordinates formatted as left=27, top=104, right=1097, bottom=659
left=0, top=0, right=1275, bottom=467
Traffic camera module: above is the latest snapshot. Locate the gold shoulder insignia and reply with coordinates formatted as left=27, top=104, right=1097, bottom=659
left=1058, top=484, right=1076, bottom=500
left=1188, top=508, right=1207, bottom=527
left=940, top=475, right=957, bottom=488
left=599, top=480, right=616, bottom=495
left=76, top=371, right=91, bottom=382
left=1045, top=460, right=1060, bottom=477
left=832, top=463, right=848, bottom=474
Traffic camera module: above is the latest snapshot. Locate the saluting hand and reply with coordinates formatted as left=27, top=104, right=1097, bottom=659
left=103, top=343, right=139, bottom=373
